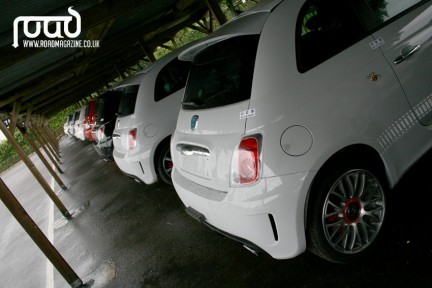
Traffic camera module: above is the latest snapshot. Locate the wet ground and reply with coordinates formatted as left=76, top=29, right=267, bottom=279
left=2, top=135, right=432, bottom=287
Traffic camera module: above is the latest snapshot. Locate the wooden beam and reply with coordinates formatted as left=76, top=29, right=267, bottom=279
left=0, top=119, right=70, bottom=218
left=205, top=0, right=227, bottom=26
left=9, top=101, right=21, bottom=134
left=0, top=179, right=82, bottom=287
left=17, top=124, right=67, bottom=190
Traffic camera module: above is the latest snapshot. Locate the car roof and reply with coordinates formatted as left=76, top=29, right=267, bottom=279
left=114, top=44, right=190, bottom=89
left=179, top=0, right=283, bottom=62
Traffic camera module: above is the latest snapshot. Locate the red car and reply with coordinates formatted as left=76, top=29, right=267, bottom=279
left=84, top=99, right=98, bottom=141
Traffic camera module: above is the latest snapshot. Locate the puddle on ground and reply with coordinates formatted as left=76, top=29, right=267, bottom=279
left=53, top=201, right=90, bottom=230
left=84, top=261, right=117, bottom=288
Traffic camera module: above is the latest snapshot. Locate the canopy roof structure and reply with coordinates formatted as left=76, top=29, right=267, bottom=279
left=0, top=0, right=238, bottom=123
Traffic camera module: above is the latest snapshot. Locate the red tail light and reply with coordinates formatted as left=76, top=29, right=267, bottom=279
left=128, top=129, right=137, bottom=150
left=232, top=136, right=261, bottom=185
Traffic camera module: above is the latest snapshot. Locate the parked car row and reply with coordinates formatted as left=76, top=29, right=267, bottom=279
left=64, top=105, right=88, bottom=140
left=65, top=0, right=432, bottom=264
left=64, top=47, right=190, bottom=185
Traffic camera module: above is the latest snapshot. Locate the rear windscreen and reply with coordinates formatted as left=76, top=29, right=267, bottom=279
left=182, top=35, right=259, bottom=110
left=96, top=91, right=122, bottom=124
left=116, top=85, right=139, bottom=116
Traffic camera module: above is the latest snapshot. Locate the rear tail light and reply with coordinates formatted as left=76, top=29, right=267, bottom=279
left=98, top=126, right=105, bottom=142
left=231, top=136, right=261, bottom=185
left=128, top=129, right=137, bottom=150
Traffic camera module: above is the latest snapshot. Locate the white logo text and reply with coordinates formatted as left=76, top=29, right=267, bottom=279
left=13, top=7, right=81, bottom=48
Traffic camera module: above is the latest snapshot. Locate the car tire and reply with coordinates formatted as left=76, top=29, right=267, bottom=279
left=156, top=140, right=173, bottom=185
left=307, top=158, right=387, bottom=263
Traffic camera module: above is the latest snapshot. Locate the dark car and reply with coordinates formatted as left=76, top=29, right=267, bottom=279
left=92, top=90, right=122, bottom=160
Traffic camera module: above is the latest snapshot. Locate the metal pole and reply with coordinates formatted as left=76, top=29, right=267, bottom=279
left=17, top=125, right=67, bottom=190
left=0, top=179, right=84, bottom=288
left=0, top=120, right=71, bottom=219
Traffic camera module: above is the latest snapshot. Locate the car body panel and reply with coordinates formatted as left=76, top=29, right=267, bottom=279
left=375, top=2, right=432, bottom=125
left=84, top=99, right=98, bottom=141
left=73, top=105, right=88, bottom=141
left=92, top=91, right=122, bottom=160
left=113, top=50, right=189, bottom=184
left=171, top=0, right=432, bottom=260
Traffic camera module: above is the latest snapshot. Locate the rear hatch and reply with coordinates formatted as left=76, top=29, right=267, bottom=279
left=173, top=34, right=260, bottom=191
left=93, top=91, right=122, bottom=143
left=112, top=82, right=141, bottom=154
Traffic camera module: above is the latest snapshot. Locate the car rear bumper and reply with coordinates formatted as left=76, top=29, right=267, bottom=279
left=113, top=147, right=157, bottom=184
left=172, top=168, right=315, bottom=259
left=93, top=140, right=114, bottom=161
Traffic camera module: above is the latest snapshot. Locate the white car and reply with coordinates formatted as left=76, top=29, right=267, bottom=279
left=112, top=50, right=190, bottom=185
left=171, top=0, right=432, bottom=263
left=73, top=105, right=88, bottom=141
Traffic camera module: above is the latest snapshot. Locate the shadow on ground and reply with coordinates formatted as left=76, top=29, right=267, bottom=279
left=56, top=137, right=432, bottom=288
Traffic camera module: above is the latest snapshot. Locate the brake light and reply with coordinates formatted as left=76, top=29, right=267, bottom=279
left=128, top=129, right=137, bottom=150
left=232, top=136, right=260, bottom=185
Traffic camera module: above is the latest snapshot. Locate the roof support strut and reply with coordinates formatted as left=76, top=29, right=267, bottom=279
left=0, top=119, right=71, bottom=219
left=17, top=124, right=67, bottom=190
left=0, top=179, right=85, bottom=288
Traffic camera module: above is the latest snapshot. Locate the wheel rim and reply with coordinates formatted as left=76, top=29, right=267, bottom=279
left=322, top=169, right=385, bottom=254
left=162, top=150, right=173, bottom=176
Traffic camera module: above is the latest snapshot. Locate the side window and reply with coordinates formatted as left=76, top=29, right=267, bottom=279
left=296, top=0, right=367, bottom=72
left=154, top=59, right=190, bottom=102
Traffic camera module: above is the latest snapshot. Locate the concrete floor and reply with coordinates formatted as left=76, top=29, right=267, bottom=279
left=4, top=135, right=432, bottom=287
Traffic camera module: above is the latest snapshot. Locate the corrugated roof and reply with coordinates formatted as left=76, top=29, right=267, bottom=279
left=0, top=0, right=211, bottom=120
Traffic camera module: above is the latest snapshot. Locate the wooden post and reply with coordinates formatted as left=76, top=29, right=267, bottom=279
left=226, top=0, right=239, bottom=17
left=33, top=115, right=60, bottom=158
left=0, top=120, right=71, bottom=219
left=205, top=0, right=227, bottom=26
left=17, top=125, right=67, bottom=190
left=0, top=179, right=84, bottom=288
left=138, top=41, right=156, bottom=63
left=42, top=117, right=60, bottom=151
left=36, top=116, right=61, bottom=157
left=29, top=125, right=64, bottom=174
left=34, top=126, right=62, bottom=164
left=9, top=101, right=22, bottom=134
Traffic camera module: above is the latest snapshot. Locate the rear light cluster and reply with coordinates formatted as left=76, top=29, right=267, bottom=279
left=231, top=136, right=261, bottom=185
left=98, top=126, right=105, bottom=142
left=128, top=129, right=137, bottom=150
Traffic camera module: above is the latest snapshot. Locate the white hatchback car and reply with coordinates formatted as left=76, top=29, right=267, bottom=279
left=73, top=105, right=88, bottom=141
left=113, top=51, right=190, bottom=185
left=171, top=0, right=432, bottom=263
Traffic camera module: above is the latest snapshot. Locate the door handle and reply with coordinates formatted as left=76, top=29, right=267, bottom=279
left=394, top=45, right=421, bottom=64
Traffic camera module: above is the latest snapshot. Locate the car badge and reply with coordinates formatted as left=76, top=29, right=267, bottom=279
left=367, top=72, right=381, bottom=82
left=191, top=115, right=199, bottom=131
